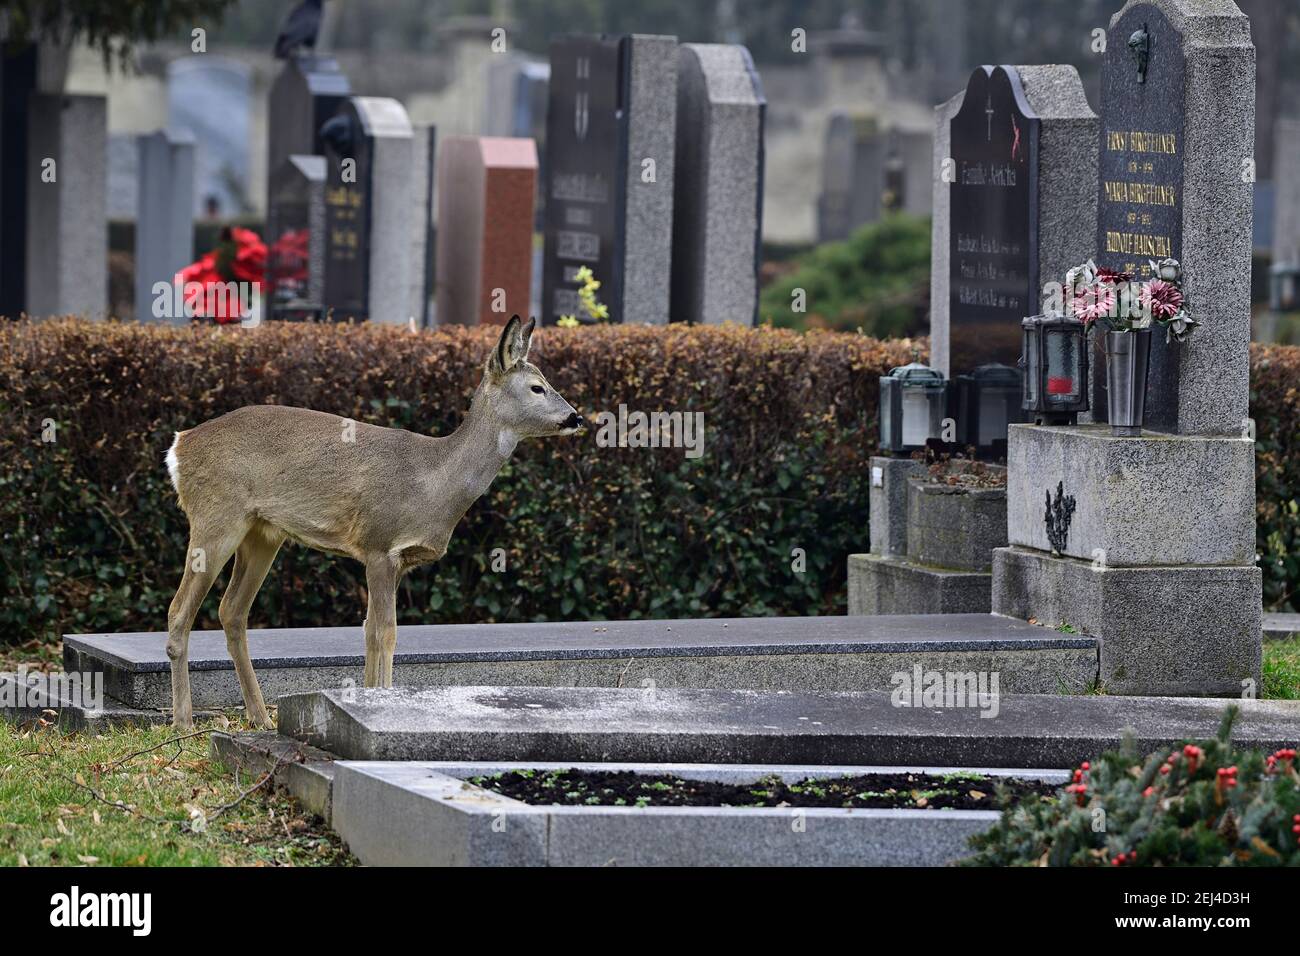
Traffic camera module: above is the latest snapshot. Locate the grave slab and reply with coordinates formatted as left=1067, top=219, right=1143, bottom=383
left=330, top=761, right=1069, bottom=867
left=209, top=731, right=336, bottom=822
left=64, top=613, right=1097, bottom=710
left=276, top=684, right=1300, bottom=769
left=1006, top=423, right=1255, bottom=566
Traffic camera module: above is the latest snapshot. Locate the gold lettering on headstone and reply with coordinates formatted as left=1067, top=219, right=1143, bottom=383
left=1103, top=230, right=1172, bottom=257
left=1102, top=181, right=1177, bottom=206
left=1105, top=131, right=1178, bottom=154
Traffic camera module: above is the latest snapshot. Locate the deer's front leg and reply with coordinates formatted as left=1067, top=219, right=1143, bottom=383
left=362, top=556, right=399, bottom=688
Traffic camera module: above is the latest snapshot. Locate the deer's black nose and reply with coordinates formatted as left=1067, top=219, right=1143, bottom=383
left=562, top=412, right=585, bottom=430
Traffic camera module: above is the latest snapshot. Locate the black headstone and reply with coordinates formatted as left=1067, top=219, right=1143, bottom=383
left=321, top=106, right=371, bottom=321
left=948, top=66, right=1039, bottom=377
left=267, top=54, right=350, bottom=212
left=541, top=35, right=626, bottom=325
left=1094, top=4, right=1185, bottom=429
left=0, top=47, right=37, bottom=318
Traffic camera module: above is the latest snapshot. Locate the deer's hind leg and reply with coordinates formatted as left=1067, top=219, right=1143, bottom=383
left=167, top=520, right=248, bottom=730
left=219, top=525, right=284, bottom=730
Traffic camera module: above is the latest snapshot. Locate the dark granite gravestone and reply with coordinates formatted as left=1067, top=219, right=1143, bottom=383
left=1094, top=4, right=1184, bottom=429
left=320, top=97, right=414, bottom=324
left=266, top=154, right=326, bottom=321
left=541, top=34, right=677, bottom=326
left=948, top=66, right=1039, bottom=378
left=0, top=47, right=37, bottom=318
left=1093, top=0, right=1253, bottom=436
left=266, top=54, right=350, bottom=211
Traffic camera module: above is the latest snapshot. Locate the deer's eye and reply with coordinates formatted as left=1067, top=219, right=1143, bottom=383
left=531, top=385, right=545, bottom=395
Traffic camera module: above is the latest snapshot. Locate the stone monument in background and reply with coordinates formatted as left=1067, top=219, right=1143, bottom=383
left=435, top=136, right=538, bottom=326
left=320, top=96, right=413, bottom=324
left=25, top=92, right=108, bottom=318
left=670, top=43, right=765, bottom=326
left=134, top=129, right=195, bottom=324
left=541, top=34, right=677, bottom=325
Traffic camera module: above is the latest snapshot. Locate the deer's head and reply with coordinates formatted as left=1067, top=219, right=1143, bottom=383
left=477, top=315, right=584, bottom=438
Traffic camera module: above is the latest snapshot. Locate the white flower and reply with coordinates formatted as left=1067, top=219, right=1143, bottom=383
left=1163, top=309, right=1198, bottom=343
left=1149, top=258, right=1182, bottom=283
left=1065, top=259, right=1098, bottom=294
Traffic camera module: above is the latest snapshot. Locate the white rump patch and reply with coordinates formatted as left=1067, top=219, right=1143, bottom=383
left=165, top=433, right=182, bottom=493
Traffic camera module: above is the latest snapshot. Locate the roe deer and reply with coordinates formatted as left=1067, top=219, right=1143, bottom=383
left=162, top=316, right=582, bottom=729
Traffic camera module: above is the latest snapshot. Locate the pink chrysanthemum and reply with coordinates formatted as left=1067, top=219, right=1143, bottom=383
left=1071, top=283, right=1115, bottom=323
left=1096, top=268, right=1132, bottom=285
left=1141, top=279, right=1183, bottom=320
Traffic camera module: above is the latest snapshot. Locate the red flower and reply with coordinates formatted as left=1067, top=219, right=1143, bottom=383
left=1141, top=279, right=1183, bottom=320
left=1096, top=268, right=1131, bottom=284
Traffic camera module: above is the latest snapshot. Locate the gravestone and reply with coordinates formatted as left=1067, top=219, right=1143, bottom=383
left=933, top=64, right=1098, bottom=420
left=408, top=125, right=436, bottom=328
left=167, top=56, right=251, bottom=217
left=817, top=113, right=884, bottom=242
left=1268, top=118, right=1300, bottom=310
left=265, top=154, right=326, bottom=321
left=0, top=45, right=38, bottom=317
left=993, top=0, right=1259, bottom=697
left=267, top=54, right=351, bottom=214
left=671, top=43, right=765, bottom=326
left=541, top=34, right=677, bottom=325
left=135, top=130, right=195, bottom=324
left=1094, top=0, right=1254, bottom=435
left=436, top=136, right=537, bottom=326
left=25, top=93, right=108, bottom=318
left=321, top=96, right=414, bottom=324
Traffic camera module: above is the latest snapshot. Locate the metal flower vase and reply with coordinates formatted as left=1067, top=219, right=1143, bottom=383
left=1104, top=328, right=1151, bottom=437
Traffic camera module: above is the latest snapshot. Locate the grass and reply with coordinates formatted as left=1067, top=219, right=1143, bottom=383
left=0, top=716, right=354, bottom=867
left=1263, top=634, right=1300, bottom=700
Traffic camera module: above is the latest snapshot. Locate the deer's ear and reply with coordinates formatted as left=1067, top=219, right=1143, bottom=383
left=518, top=316, right=536, bottom=359
left=490, top=315, right=522, bottom=373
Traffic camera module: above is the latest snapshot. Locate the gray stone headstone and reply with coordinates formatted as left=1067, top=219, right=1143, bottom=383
left=671, top=43, right=765, bottom=326
left=265, top=154, right=326, bottom=320
left=931, top=65, right=1097, bottom=388
left=817, top=113, right=883, bottom=242
left=25, top=93, right=108, bottom=318
left=541, top=34, right=677, bottom=326
left=167, top=56, right=252, bottom=217
left=135, top=129, right=195, bottom=324
left=1269, top=117, right=1300, bottom=308
left=410, top=125, right=436, bottom=328
left=267, top=54, right=351, bottom=198
left=1094, top=0, right=1254, bottom=435
left=321, top=96, right=413, bottom=324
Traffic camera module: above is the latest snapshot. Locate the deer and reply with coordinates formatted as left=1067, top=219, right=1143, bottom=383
left=161, top=316, right=582, bottom=730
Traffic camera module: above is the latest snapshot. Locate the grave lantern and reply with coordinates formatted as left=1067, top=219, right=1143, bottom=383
left=879, top=360, right=947, bottom=454
left=1020, top=313, right=1088, bottom=425
left=956, top=363, right=1024, bottom=455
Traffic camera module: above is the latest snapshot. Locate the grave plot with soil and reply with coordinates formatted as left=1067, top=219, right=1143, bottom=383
left=468, top=768, right=1058, bottom=810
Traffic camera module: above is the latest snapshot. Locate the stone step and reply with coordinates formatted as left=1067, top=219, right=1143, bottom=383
left=63, top=613, right=1099, bottom=710
left=276, top=684, right=1300, bottom=769
left=1264, top=613, right=1299, bottom=641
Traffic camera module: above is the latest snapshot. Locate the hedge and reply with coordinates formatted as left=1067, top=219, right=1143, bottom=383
left=0, top=319, right=914, bottom=645
left=3, top=321, right=1297, bottom=649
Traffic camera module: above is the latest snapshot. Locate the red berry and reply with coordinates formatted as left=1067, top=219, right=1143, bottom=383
left=1081, top=762, right=1090, bottom=771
